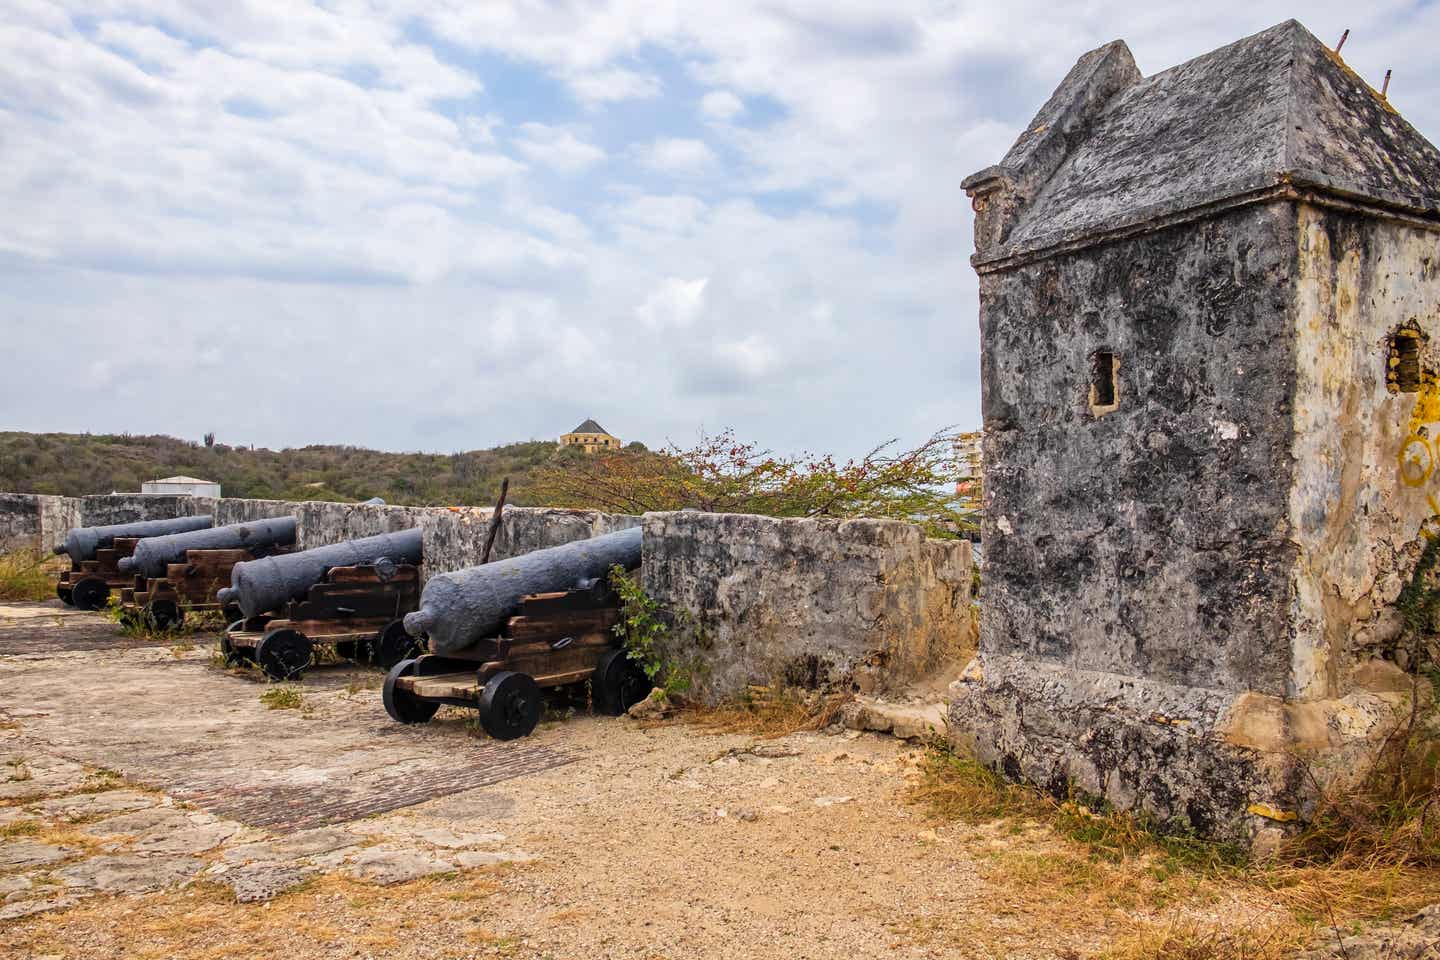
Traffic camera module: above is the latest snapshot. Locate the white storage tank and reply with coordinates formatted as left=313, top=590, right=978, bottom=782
left=141, top=475, right=222, bottom=498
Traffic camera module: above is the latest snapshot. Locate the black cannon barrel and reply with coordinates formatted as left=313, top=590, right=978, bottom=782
left=404, top=526, right=641, bottom=655
left=117, top=517, right=298, bottom=578
left=55, top=516, right=214, bottom=562
left=217, top=527, right=423, bottom=617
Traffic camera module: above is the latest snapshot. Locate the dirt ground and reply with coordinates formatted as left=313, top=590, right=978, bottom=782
left=0, top=600, right=1303, bottom=960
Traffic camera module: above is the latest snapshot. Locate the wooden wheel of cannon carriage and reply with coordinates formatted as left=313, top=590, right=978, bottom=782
left=478, top=671, right=542, bottom=741
left=69, top=576, right=111, bottom=612
left=592, top=649, right=653, bottom=716
left=218, top=633, right=251, bottom=667
left=371, top=618, right=424, bottom=670
left=143, top=599, right=183, bottom=632
left=255, top=628, right=313, bottom=681
left=383, top=659, right=441, bottom=724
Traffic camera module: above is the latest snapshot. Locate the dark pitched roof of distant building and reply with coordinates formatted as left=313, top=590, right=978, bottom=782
left=569, top=419, right=610, bottom=435
left=965, top=20, right=1440, bottom=263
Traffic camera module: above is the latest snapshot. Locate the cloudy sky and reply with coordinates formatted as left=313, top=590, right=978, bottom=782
left=2, top=2, right=1437, bottom=458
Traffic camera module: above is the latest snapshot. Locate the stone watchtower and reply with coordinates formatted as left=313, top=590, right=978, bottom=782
left=951, top=21, right=1440, bottom=841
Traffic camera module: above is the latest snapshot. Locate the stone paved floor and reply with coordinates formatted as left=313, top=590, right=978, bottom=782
left=0, top=601, right=561, bottom=920
left=0, top=600, right=1295, bottom=960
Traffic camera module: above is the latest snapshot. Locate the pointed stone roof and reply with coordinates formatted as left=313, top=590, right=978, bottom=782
left=568, top=418, right=610, bottom=435
left=965, top=20, right=1440, bottom=265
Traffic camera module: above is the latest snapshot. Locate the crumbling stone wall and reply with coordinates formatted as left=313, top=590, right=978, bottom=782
left=0, top=494, right=43, bottom=547
left=980, top=202, right=1299, bottom=697
left=423, top=507, right=641, bottom=574
left=642, top=511, right=974, bottom=702
left=1289, top=203, right=1440, bottom=693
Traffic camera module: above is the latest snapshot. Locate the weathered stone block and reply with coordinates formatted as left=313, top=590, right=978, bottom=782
left=642, top=511, right=973, bottom=701
left=956, top=19, right=1440, bottom=842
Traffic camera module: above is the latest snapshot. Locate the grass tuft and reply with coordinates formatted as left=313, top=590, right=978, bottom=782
left=259, top=685, right=304, bottom=710
left=0, top=547, right=58, bottom=601
left=911, top=739, right=1440, bottom=958
left=684, top=684, right=850, bottom=739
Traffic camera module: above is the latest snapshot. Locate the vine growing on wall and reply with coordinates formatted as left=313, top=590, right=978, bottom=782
left=1393, top=533, right=1440, bottom=674
left=608, top=564, right=695, bottom=698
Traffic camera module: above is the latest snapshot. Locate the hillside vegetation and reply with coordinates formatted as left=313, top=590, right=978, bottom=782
left=0, top=429, right=976, bottom=534
left=0, top=431, right=569, bottom=506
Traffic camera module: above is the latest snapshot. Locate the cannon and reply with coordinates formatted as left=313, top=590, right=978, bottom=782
left=404, top=526, right=642, bottom=656
left=118, top=517, right=297, bottom=578
left=54, top=516, right=213, bottom=563
left=384, top=527, right=649, bottom=741
left=218, top=529, right=424, bottom=681
left=54, top=515, right=215, bottom=610
left=117, top=542, right=297, bottom=632
left=217, top=528, right=423, bottom=618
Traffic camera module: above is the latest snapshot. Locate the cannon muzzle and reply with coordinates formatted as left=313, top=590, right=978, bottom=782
left=404, top=526, right=641, bottom=655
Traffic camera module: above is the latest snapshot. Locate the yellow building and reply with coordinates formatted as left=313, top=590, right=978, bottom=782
left=559, top=418, right=621, bottom=453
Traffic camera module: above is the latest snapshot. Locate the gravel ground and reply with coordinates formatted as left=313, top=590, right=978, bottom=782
left=0, top=600, right=1288, bottom=959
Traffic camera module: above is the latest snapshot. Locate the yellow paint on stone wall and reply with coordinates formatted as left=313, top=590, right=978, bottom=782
left=1247, top=803, right=1298, bottom=823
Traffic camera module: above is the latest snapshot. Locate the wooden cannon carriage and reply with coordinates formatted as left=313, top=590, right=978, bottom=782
left=382, top=579, right=652, bottom=740
left=222, top=562, right=424, bottom=681
left=118, top=547, right=281, bottom=631
left=57, top=537, right=139, bottom=611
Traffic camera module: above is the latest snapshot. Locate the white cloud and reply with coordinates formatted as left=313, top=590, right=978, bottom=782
left=636, top=277, right=709, bottom=329
left=512, top=123, right=606, bottom=174
left=639, top=138, right=718, bottom=176
left=462, top=113, right=503, bottom=144
left=4, top=1, right=1438, bottom=459
left=700, top=89, right=745, bottom=121
left=569, top=67, right=662, bottom=104
left=94, top=21, right=192, bottom=66
left=717, top=334, right=780, bottom=378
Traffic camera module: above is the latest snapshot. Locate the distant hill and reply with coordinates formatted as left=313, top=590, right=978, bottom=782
left=0, top=431, right=592, bottom=507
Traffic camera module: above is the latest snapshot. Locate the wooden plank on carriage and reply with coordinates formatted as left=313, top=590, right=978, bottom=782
left=499, top=632, right=612, bottom=660
left=183, top=548, right=252, bottom=565
left=273, top=619, right=389, bottom=640
left=504, top=644, right=611, bottom=681
left=506, top=609, right=619, bottom=640
left=326, top=565, right=420, bottom=584
left=519, top=589, right=617, bottom=617
left=531, top=667, right=597, bottom=688
left=404, top=672, right=483, bottom=701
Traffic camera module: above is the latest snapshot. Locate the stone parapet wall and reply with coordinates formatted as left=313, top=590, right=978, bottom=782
left=3, top=493, right=639, bottom=577
left=423, top=507, right=641, bottom=574
left=642, top=511, right=974, bottom=702
left=0, top=494, right=44, bottom=547
left=1, top=493, right=971, bottom=700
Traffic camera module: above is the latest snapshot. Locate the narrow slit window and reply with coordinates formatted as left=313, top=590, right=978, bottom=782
left=1090, top=351, right=1118, bottom=410
left=1390, top=331, right=1421, bottom=393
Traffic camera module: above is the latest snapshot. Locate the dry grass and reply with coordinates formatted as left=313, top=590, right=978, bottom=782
left=1093, top=920, right=1301, bottom=960
left=683, top=684, right=851, bottom=739
left=908, top=745, right=1440, bottom=959
left=1281, top=689, right=1440, bottom=872
left=0, top=870, right=505, bottom=960
left=0, top=547, right=58, bottom=602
